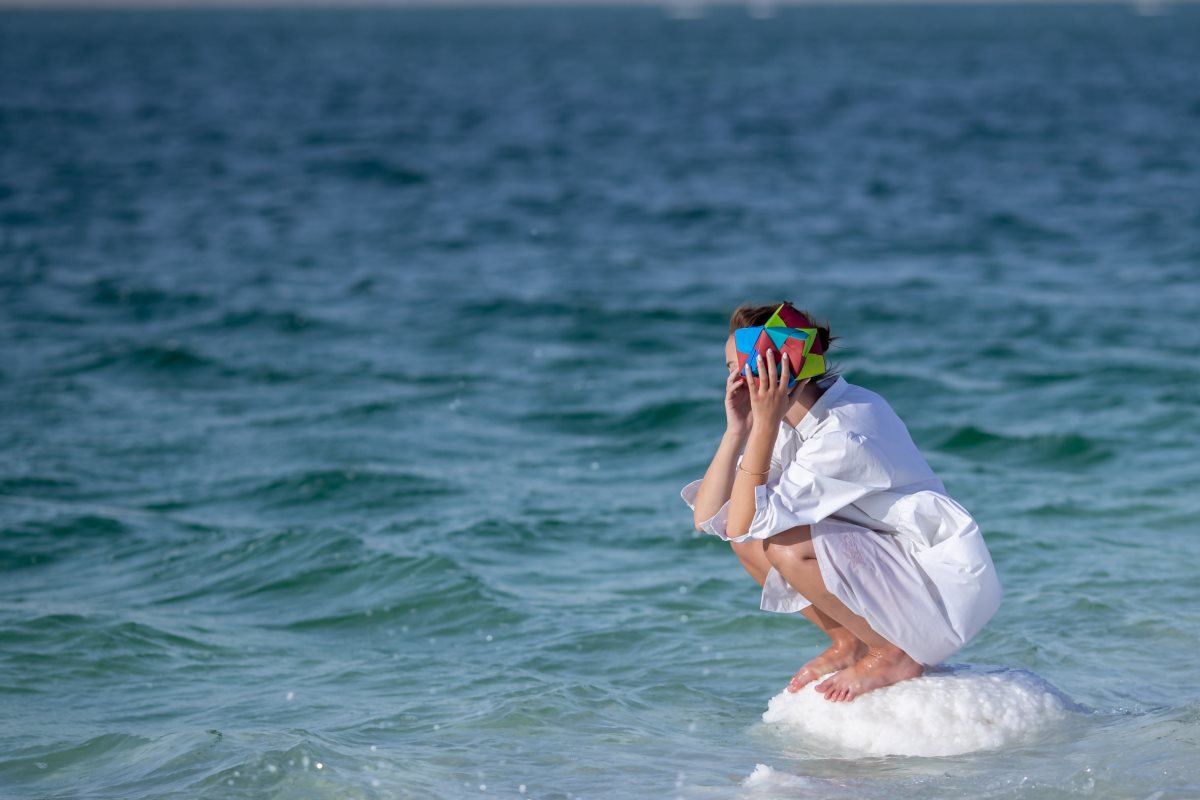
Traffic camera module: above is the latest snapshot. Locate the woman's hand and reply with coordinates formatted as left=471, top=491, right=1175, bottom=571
left=745, top=349, right=803, bottom=432
left=724, top=366, right=753, bottom=438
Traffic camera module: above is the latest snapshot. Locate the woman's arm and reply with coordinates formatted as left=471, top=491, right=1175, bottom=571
left=691, top=429, right=749, bottom=531
left=725, top=422, right=776, bottom=538
left=690, top=365, right=757, bottom=530
left=726, top=349, right=792, bottom=538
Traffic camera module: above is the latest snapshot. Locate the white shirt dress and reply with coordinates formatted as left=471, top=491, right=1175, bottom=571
left=680, top=375, right=1003, bottom=667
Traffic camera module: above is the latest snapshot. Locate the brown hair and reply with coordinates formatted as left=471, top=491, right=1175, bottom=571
left=728, top=301, right=842, bottom=381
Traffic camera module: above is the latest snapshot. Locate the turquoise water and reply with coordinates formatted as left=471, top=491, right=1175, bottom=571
left=2, top=4, right=1199, bottom=798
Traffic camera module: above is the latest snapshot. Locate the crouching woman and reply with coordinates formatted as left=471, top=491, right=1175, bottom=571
left=681, top=303, right=1003, bottom=702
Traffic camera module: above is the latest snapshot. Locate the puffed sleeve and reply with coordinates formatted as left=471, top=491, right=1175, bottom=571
left=680, top=452, right=783, bottom=539
left=682, top=431, right=893, bottom=544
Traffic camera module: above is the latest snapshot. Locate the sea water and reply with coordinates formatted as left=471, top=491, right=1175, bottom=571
left=1, top=5, right=1199, bottom=799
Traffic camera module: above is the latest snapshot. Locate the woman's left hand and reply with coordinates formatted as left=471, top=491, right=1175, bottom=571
left=744, top=349, right=803, bottom=431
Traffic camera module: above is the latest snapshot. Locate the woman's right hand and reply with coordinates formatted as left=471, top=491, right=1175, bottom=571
left=724, top=366, right=752, bottom=438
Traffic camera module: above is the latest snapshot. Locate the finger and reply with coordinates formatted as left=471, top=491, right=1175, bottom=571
left=781, top=350, right=791, bottom=390
left=764, top=349, right=776, bottom=391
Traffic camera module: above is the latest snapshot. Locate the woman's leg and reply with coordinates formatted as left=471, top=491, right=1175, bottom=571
left=731, top=531, right=867, bottom=691
left=729, top=538, right=772, bottom=586
left=763, top=527, right=924, bottom=702
left=789, top=605, right=868, bottom=693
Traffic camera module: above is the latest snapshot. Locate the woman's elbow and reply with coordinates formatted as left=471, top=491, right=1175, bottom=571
left=724, top=511, right=753, bottom=540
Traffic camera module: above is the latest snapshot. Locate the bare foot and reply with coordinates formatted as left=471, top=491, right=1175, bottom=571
left=787, top=638, right=868, bottom=693
left=813, top=646, right=924, bottom=702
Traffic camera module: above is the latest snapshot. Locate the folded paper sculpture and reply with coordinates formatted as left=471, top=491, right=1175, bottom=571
left=734, top=303, right=827, bottom=389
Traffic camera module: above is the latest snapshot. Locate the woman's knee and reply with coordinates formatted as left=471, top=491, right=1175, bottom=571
left=730, top=538, right=755, bottom=553
left=730, top=539, right=768, bottom=566
left=763, top=542, right=798, bottom=569
left=765, top=540, right=832, bottom=601
left=763, top=528, right=817, bottom=568
left=728, top=539, right=770, bottom=585
left=770, top=524, right=813, bottom=547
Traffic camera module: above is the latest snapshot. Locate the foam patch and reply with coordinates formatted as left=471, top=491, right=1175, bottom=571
left=741, top=763, right=814, bottom=790
left=761, top=663, right=1080, bottom=757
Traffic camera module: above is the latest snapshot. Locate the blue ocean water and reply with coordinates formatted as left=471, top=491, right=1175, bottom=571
left=1, top=4, right=1199, bottom=798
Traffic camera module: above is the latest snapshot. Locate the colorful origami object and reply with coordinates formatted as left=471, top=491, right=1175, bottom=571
left=734, top=303, right=827, bottom=389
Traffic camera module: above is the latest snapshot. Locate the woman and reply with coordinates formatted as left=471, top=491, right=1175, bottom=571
left=680, top=302, right=1002, bottom=703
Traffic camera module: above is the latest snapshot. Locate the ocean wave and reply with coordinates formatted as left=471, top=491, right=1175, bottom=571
left=145, top=527, right=368, bottom=607
left=243, top=397, right=415, bottom=429
left=518, top=397, right=710, bottom=437
left=139, top=467, right=453, bottom=515
left=85, top=276, right=214, bottom=317
left=0, top=475, right=79, bottom=497
left=0, top=611, right=233, bottom=686
left=936, top=425, right=1112, bottom=467
left=188, top=307, right=333, bottom=335
left=254, top=550, right=523, bottom=634
left=53, top=340, right=218, bottom=376
left=139, top=528, right=521, bottom=635
left=0, top=512, right=133, bottom=570
left=0, top=732, right=153, bottom=785
left=304, top=156, right=427, bottom=187
left=46, top=338, right=328, bottom=385
left=456, top=296, right=724, bottom=330
left=244, top=468, right=454, bottom=510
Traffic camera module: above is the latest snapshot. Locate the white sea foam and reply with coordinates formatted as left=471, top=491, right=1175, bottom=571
left=761, top=663, right=1079, bottom=757
left=741, top=763, right=815, bottom=790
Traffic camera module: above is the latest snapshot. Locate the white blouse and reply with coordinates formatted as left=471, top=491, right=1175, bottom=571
left=680, top=375, right=1003, bottom=665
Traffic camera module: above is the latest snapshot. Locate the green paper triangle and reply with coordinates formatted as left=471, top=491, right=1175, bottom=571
left=793, top=354, right=826, bottom=380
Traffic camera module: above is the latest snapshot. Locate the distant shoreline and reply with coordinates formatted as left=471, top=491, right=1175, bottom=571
left=0, top=0, right=1194, bottom=10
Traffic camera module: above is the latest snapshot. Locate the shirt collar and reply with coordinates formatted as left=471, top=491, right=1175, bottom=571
left=788, top=375, right=848, bottom=440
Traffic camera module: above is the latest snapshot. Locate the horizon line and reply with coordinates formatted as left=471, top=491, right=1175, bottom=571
left=0, top=0, right=1191, bottom=9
